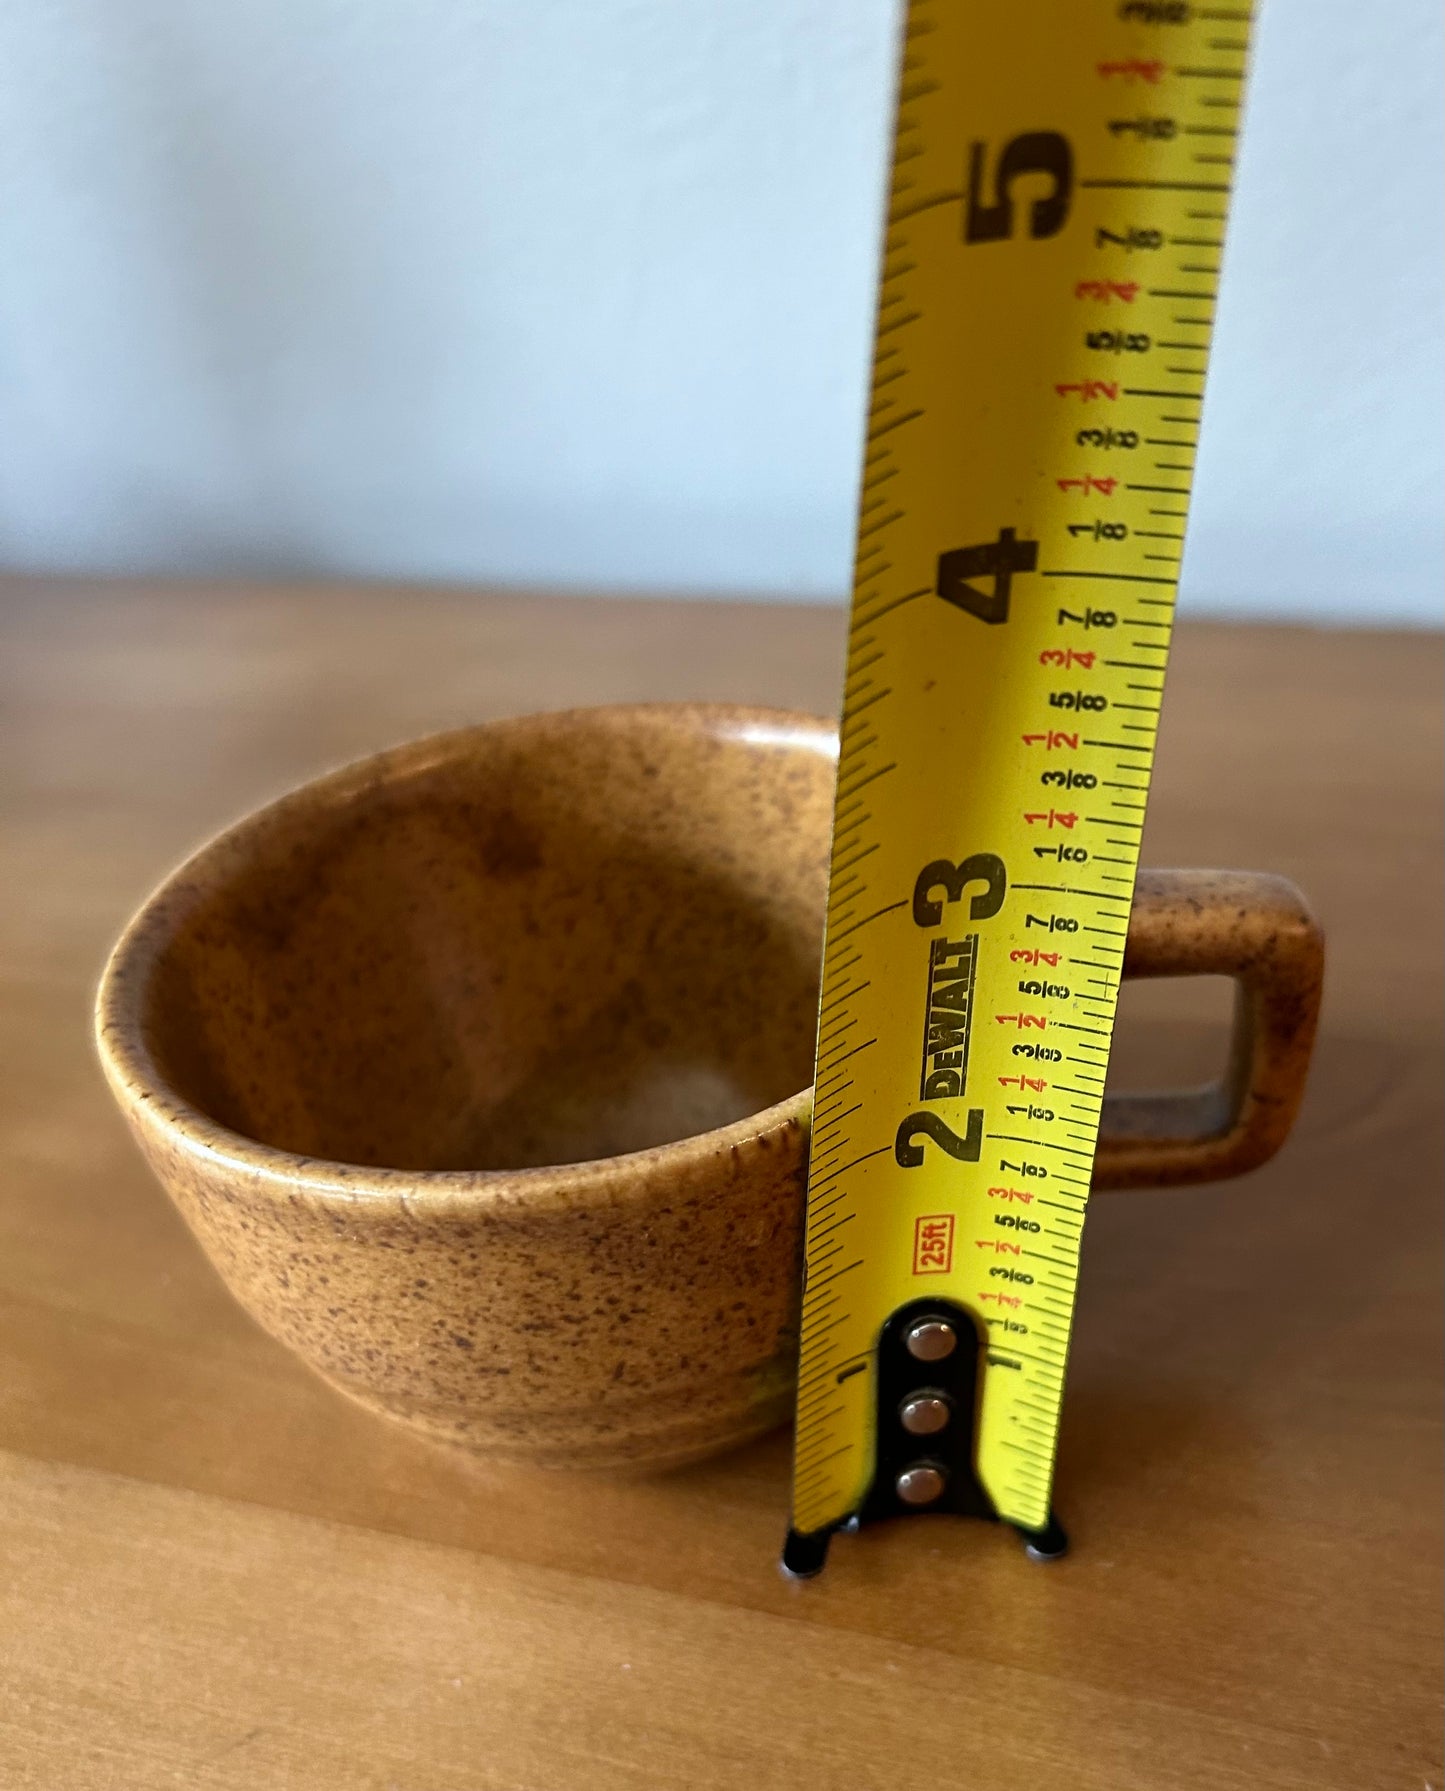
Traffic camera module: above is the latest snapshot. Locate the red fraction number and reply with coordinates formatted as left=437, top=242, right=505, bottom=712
left=1075, top=279, right=1139, bottom=304
left=1056, top=380, right=1119, bottom=401
left=1057, top=474, right=1118, bottom=496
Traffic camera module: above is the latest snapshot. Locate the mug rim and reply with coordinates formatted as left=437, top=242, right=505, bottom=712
left=94, top=701, right=833, bottom=1221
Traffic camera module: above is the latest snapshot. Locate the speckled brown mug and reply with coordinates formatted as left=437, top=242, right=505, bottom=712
left=96, top=704, right=1323, bottom=1471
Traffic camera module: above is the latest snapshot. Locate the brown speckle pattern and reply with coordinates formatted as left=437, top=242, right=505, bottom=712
left=95, top=705, right=1323, bottom=1471
left=96, top=705, right=833, bottom=1470
left=1098, top=867, right=1325, bottom=1189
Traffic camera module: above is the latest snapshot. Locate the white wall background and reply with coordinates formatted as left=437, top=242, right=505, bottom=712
left=0, top=0, right=1440, bottom=620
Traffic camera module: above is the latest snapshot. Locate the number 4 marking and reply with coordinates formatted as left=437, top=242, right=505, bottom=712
left=936, top=528, right=1039, bottom=625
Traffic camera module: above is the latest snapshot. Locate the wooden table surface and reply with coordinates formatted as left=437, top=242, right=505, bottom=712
left=2, top=576, right=1440, bottom=1790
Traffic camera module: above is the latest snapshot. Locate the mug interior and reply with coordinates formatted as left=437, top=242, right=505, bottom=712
left=130, top=706, right=834, bottom=1172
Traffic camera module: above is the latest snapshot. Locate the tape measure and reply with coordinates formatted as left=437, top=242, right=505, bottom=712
left=784, top=0, right=1255, bottom=1574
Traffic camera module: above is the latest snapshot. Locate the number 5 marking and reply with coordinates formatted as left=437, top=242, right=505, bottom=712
left=965, top=132, right=1074, bottom=244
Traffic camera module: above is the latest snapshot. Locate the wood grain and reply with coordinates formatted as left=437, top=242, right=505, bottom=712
left=1, top=576, right=1440, bottom=1789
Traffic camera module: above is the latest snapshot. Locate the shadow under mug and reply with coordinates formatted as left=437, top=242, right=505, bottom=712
left=96, top=703, right=1324, bottom=1471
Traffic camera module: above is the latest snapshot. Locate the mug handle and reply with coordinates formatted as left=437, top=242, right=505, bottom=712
left=1094, top=869, right=1324, bottom=1191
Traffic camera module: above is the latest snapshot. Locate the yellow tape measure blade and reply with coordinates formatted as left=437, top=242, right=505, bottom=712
left=789, top=0, right=1254, bottom=1553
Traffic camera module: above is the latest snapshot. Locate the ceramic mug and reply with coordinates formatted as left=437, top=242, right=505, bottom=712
left=95, top=704, right=1324, bottom=1471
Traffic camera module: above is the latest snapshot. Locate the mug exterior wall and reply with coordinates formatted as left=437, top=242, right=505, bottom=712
left=96, top=704, right=830, bottom=1472
left=107, top=1068, right=808, bottom=1470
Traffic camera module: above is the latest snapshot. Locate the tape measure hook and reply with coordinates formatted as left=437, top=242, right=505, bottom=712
left=782, top=1300, right=1069, bottom=1577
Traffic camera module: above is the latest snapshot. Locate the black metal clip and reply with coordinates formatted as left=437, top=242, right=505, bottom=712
left=782, top=1297, right=1068, bottom=1578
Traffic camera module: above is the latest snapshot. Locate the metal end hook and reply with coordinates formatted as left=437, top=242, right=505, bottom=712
left=780, top=1527, right=833, bottom=1580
